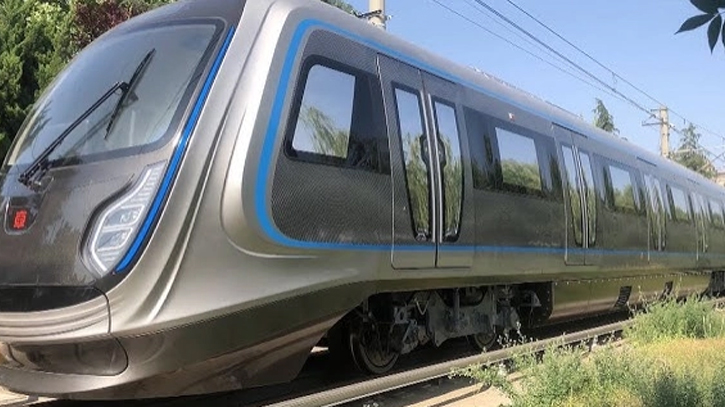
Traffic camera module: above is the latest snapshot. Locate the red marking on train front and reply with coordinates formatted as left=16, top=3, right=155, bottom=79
left=12, top=210, right=28, bottom=231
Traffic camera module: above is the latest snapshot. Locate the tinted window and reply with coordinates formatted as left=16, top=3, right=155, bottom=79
left=292, top=65, right=354, bottom=158
left=711, top=199, right=724, bottom=228
left=669, top=186, right=691, bottom=222
left=496, top=128, right=542, bottom=193
left=464, top=107, right=495, bottom=189
left=395, top=88, right=430, bottom=239
left=693, top=193, right=710, bottom=223
left=287, top=63, right=388, bottom=173
left=562, top=146, right=583, bottom=246
left=6, top=24, right=220, bottom=168
left=579, top=152, right=597, bottom=245
left=433, top=101, right=463, bottom=242
left=607, top=164, right=637, bottom=214
left=645, top=174, right=665, bottom=250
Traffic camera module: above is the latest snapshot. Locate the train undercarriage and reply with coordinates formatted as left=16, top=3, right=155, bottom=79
left=327, top=272, right=725, bottom=375
left=326, top=284, right=547, bottom=374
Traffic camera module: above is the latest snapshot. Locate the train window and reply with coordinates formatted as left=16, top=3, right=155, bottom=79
left=693, top=193, right=710, bottom=223
left=606, top=164, right=637, bottom=214
left=292, top=65, right=354, bottom=158
left=710, top=199, right=724, bottom=228
left=561, top=146, right=583, bottom=246
left=464, top=107, right=496, bottom=190
left=495, top=128, right=542, bottom=194
left=432, top=100, right=463, bottom=242
left=394, top=87, right=431, bottom=240
left=579, top=152, right=597, bottom=245
left=286, top=62, right=389, bottom=173
left=645, top=174, right=666, bottom=250
left=669, top=186, right=691, bottom=222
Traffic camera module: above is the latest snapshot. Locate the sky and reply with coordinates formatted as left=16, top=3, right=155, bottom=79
left=344, top=0, right=725, bottom=169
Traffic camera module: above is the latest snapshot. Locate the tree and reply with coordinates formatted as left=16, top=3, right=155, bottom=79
left=0, top=0, right=73, bottom=153
left=592, top=98, right=618, bottom=134
left=71, top=0, right=174, bottom=51
left=671, top=123, right=716, bottom=179
left=677, top=0, right=725, bottom=52
left=320, top=0, right=356, bottom=14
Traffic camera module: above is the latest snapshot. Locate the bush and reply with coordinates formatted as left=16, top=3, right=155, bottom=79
left=625, top=295, right=725, bottom=344
left=456, top=296, right=725, bottom=407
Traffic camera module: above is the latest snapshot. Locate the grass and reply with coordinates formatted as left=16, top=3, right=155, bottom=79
left=454, top=295, right=725, bottom=407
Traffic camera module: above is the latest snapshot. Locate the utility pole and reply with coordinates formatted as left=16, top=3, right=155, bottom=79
left=643, top=106, right=670, bottom=158
left=658, top=107, right=670, bottom=158
left=369, top=0, right=386, bottom=29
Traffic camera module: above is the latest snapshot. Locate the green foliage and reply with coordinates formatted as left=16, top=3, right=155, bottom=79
left=592, top=98, right=618, bottom=134
left=625, top=295, right=725, bottom=344
left=456, top=297, right=725, bottom=407
left=319, top=0, right=356, bottom=14
left=299, top=106, right=350, bottom=158
left=677, top=0, right=725, bottom=52
left=671, top=123, right=716, bottom=179
left=402, top=131, right=430, bottom=236
left=502, top=161, right=541, bottom=191
left=0, top=0, right=72, bottom=153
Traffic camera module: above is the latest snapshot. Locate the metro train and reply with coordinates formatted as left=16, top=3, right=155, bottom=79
left=0, top=0, right=723, bottom=400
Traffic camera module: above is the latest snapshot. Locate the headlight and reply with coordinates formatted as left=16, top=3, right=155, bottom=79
left=86, top=162, right=166, bottom=277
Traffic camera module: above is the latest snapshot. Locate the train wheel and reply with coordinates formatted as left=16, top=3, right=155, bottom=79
left=328, top=317, right=399, bottom=375
left=349, top=320, right=399, bottom=375
left=470, top=330, right=499, bottom=352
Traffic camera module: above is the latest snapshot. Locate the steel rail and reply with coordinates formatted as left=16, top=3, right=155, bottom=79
left=265, top=319, right=627, bottom=407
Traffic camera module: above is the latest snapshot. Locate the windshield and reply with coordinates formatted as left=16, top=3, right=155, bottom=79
left=4, top=22, right=219, bottom=169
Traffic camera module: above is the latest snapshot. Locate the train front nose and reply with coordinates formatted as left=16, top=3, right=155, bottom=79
left=0, top=166, right=135, bottom=311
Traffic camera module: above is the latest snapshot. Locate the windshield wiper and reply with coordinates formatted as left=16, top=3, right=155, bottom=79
left=18, top=82, right=128, bottom=190
left=105, top=49, right=155, bottom=138
left=17, top=50, right=156, bottom=190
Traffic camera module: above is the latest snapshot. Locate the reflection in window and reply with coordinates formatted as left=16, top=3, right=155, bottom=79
left=692, top=193, right=710, bottom=222
left=710, top=200, right=724, bottom=227
left=292, top=65, right=354, bottom=158
left=645, top=174, right=665, bottom=250
left=670, top=186, right=690, bottom=222
left=433, top=101, right=462, bottom=242
left=496, top=128, right=541, bottom=193
left=579, top=152, right=597, bottom=245
left=7, top=24, right=217, bottom=167
left=562, top=146, right=583, bottom=246
left=396, top=88, right=430, bottom=239
left=608, top=165, right=636, bottom=213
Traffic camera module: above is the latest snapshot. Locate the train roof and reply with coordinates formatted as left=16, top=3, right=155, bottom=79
left=291, top=0, right=723, bottom=196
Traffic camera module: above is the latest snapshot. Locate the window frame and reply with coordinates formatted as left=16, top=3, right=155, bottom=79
left=592, top=159, right=647, bottom=216
left=666, top=184, right=693, bottom=223
left=491, top=123, right=548, bottom=198
left=392, top=83, right=433, bottom=240
left=430, top=97, right=464, bottom=242
left=283, top=55, right=389, bottom=174
left=603, top=162, right=640, bottom=215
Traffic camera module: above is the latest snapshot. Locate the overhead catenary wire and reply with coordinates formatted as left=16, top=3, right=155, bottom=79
left=432, top=0, right=723, bottom=167
left=465, top=0, right=657, bottom=120
left=428, top=0, right=625, bottom=101
left=499, top=0, right=725, bottom=146
left=428, top=0, right=672, bottom=147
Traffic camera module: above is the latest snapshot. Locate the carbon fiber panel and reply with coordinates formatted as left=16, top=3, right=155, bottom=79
left=271, top=29, right=392, bottom=245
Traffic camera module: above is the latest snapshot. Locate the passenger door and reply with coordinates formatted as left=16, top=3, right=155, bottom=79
left=378, top=55, right=471, bottom=269
left=643, top=173, right=666, bottom=258
left=555, top=126, right=598, bottom=266
left=692, top=192, right=710, bottom=265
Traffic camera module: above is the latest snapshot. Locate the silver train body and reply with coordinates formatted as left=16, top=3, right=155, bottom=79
left=0, top=0, right=722, bottom=399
